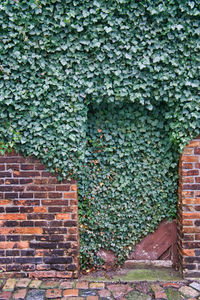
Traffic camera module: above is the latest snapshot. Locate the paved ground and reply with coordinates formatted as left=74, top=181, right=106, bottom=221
left=0, top=277, right=200, bottom=300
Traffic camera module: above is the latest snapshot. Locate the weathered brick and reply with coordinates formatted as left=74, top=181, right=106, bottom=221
left=5, top=193, right=18, bottom=199
left=63, top=289, right=79, bottom=297
left=56, top=213, right=71, bottom=220
left=34, top=192, right=48, bottom=198
left=64, top=192, right=77, bottom=199
left=183, top=227, right=200, bottom=233
left=0, top=172, right=12, bottom=177
left=2, top=279, right=16, bottom=291
left=183, top=184, right=200, bottom=190
left=182, top=170, right=199, bottom=176
left=6, top=250, right=20, bottom=256
left=0, top=200, right=10, bottom=205
left=21, top=164, right=34, bottom=170
left=19, top=193, right=33, bottom=199
left=182, top=249, right=195, bottom=256
left=44, top=257, right=72, bottom=264
left=20, top=179, right=33, bottom=184
left=42, top=200, right=68, bottom=206
left=0, top=214, right=26, bottom=220
left=5, top=179, right=19, bottom=184
left=13, top=288, right=27, bottom=299
left=35, top=164, right=46, bottom=170
left=46, top=288, right=61, bottom=298
left=0, top=152, right=78, bottom=279
left=30, top=242, right=57, bottom=249
left=33, top=206, right=47, bottom=213
left=27, top=214, right=54, bottom=220
left=48, top=207, right=62, bottom=213
left=27, top=185, right=55, bottom=191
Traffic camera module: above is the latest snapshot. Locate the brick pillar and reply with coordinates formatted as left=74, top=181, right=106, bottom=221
left=0, top=151, right=79, bottom=279
left=178, top=136, right=200, bottom=279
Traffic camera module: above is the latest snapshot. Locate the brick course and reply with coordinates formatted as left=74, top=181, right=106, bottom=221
left=0, top=151, right=79, bottom=278
left=178, top=136, right=200, bottom=279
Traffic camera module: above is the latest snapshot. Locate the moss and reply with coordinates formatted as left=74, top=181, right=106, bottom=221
left=166, top=288, right=183, bottom=300
left=126, top=291, right=151, bottom=300
left=82, top=268, right=182, bottom=282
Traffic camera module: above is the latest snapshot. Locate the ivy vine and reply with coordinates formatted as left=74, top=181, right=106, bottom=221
left=0, top=0, right=199, bottom=268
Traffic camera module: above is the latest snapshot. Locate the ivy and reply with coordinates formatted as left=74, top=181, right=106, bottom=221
left=0, top=0, right=200, bottom=269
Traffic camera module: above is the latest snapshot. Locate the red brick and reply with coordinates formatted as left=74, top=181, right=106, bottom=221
left=28, top=271, right=57, bottom=278
left=56, top=185, right=70, bottom=191
left=183, top=170, right=199, bottom=176
left=64, top=192, right=77, bottom=199
left=0, top=171, right=12, bottom=177
left=46, top=289, right=61, bottom=298
left=21, top=164, right=34, bottom=170
left=14, top=228, right=43, bottom=234
left=48, top=192, right=62, bottom=198
left=5, top=179, right=19, bottom=184
left=0, top=165, right=5, bottom=171
left=183, top=177, right=194, bottom=183
left=187, top=141, right=200, bottom=147
left=183, top=163, right=193, bottom=169
left=154, top=291, right=167, bottom=299
left=70, top=185, right=77, bottom=191
left=0, top=153, right=78, bottom=279
left=183, top=212, right=200, bottom=219
left=33, top=207, right=47, bottom=213
left=0, top=291, right=12, bottom=299
left=34, top=179, right=48, bottom=185
left=0, top=241, right=29, bottom=249
left=194, top=148, right=200, bottom=155
left=195, top=234, right=200, bottom=240
left=182, top=249, right=195, bottom=256
left=182, top=191, right=194, bottom=198
left=6, top=164, right=20, bottom=171
left=42, top=200, right=68, bottom=206
left=183, top=148, right=194, bottom=155
left=183, top=227, right=200, bottom=233
left=56, top=213, right=71, bottom=220
left=76, top=282, right=88, bottom=289
left=13, top=288, right=27, bottom=299
left=90, top=282, right=104, bottom=289
left=0, top=200, right=11, bottom=205
left=162, top=282, right=180, bottom=288
left=195, top=177, right=200, bottom=183
left=14, top=171, right=40, bottom=177
left=0, top=214, right=26, bottom=220
left=183, top=184, right=200, bottom=190
left=20, top=179, right=33, bottom=184
left=35, top=164, right=46, bottom=170
left=27, top=186, right=55, bottom=191
left=34, top=193, right=47, bottom=198
left=183, top=198, right=200, bottom=204
left=63, top=289, right=78, bottom=297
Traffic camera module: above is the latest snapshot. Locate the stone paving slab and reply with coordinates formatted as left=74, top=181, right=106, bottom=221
left=0, top=278, right=199, bottom=299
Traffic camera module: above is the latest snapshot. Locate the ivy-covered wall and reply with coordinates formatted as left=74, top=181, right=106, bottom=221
left=0, top=0, right=199, bottom=269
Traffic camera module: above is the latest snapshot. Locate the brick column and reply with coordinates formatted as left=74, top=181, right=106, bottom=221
left=0, top=151, right=79, bottom=279
left=178, top=136, right=200, bottom=279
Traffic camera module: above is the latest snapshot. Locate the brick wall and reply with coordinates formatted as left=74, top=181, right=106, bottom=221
left=178, top=136, right=200, bottom=279
left=0, top=151, right=79, bottom=279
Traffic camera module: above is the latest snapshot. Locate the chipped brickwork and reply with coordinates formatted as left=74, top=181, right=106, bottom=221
left=0, top=151, right=79, bottom=278
left=178, top=136, right=200, bottom=279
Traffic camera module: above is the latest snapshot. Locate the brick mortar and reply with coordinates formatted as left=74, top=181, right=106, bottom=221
left=0, top=152, right=79, bottom=279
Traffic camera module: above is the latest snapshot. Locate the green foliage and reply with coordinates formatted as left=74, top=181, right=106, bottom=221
left=0, top=0, right=200, bottom=268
